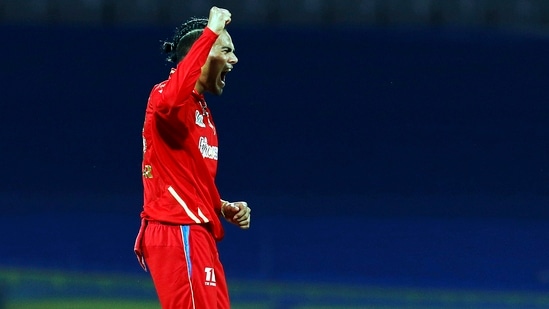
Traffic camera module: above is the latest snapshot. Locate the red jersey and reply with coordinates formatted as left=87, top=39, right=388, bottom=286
left=140, top=28, right=224, bottom=240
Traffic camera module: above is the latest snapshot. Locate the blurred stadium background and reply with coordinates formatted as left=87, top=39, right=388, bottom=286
left=1, top=0, right=549, bottom=308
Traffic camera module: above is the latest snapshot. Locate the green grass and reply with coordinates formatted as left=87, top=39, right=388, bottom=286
left=6, top=299, right=160, bottom=309
left=6, top=298, right=272, bottom=309
left=2, top=267, right=549, bottom=308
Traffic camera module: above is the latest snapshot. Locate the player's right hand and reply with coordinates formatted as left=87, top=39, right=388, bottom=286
left=207, top=6, right=231, bottom=34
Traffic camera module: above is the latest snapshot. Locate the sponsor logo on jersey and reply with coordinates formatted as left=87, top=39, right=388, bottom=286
left=198, top=137, right=218, bottom=160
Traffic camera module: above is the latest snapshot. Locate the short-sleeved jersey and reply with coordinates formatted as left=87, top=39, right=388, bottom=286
left=140, top=27, right=225, bottom=240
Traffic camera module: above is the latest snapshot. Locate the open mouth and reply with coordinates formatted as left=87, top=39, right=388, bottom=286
left=220, top=68, right=232, bottom=85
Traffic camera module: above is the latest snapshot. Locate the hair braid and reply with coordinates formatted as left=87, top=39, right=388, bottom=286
left=161, top=17, right=209, bottom=63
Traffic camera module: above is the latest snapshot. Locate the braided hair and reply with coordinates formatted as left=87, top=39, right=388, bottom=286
left=162, top=17, right=209, bottom=63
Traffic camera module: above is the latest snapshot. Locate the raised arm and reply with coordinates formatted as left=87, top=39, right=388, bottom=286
left=156, top=7, right=232, bottom=117
left=156, top=28, right=217, bottom=117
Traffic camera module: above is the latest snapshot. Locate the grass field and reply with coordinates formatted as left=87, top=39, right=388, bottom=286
left=2, top=267, right=549, bottom=308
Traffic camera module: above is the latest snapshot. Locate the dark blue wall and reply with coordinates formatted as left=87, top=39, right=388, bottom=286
left=1, top=24, right=548, bottom=290
left=2, top=25, right=548, bottom=214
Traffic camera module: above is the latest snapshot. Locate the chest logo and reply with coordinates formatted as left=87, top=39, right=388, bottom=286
left=195, top=110, right=206, bottom=128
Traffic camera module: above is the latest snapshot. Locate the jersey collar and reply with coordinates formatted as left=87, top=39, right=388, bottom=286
left=192, top=89, right=205, bottom=102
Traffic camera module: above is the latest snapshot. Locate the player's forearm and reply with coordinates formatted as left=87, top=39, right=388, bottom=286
left=157, top=28, right=218, bottom=115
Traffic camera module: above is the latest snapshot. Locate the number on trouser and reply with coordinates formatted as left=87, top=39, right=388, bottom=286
left=205, top=267, right=216, bottom=286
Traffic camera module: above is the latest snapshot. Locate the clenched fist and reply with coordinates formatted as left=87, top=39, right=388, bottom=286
left=207, top=6, right=231, bottom=34
left=222, top=201, right=251, bottom=229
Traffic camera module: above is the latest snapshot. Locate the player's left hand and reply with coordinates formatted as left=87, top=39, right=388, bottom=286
left=222, top=201, right=251, bottom=229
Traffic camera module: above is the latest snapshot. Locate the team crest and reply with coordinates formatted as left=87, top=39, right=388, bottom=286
left=195, top=110, right=206, bottom=127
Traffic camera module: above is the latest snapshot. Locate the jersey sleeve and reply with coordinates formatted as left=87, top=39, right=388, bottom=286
left=155, top=27, right=218, bottom=118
